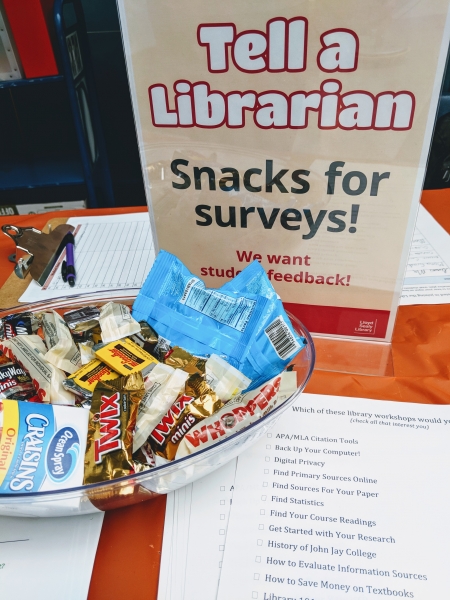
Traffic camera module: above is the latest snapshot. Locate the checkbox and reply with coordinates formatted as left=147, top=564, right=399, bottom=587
left=260, top=509, right=265, bottom=515
left=266, top=444, right=271, bottom=449
left=258, top=524, right=264, bottom=530
left=220, top=486, right=225, bottom=491
left=267, top=433, right=272, bottom=438
left=261, top=495, right=267, bottom=501
left=264, top=469, right=269, bottom=474
left=265, top=457, right=270, bottom=462
left=220, top=514, right=225, bottom=520
left=254, top=573, right=260, bottom=580
left=252, top=593, right=258, bottom=599
left=219, top=545, right=225, bottom=551
left=255, top=556, right=261, bottom=563
left=220, top=499, right=225, bottom=505
left=263, top=481, right=268, bottom=487
left=219, top=529, right=225, bottom=535
left=257, top=539, right=263, bottom=546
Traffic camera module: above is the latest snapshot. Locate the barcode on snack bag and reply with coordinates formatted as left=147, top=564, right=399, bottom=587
left=264, top=316, right=300, bottom=359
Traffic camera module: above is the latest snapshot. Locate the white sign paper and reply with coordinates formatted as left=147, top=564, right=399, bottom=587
left=400, top=205, right=450, bottom=305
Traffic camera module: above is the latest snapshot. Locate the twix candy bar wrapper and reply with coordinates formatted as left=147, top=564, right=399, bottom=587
left=84, top=372, right=148, bottom=484
left=64, top=359, right=119, bottom=399
left=95, top=337, right=158, bottom=376
left=149, top=373, right=224, bottom=461
left=133, top=363, right=189, bottom=453
left=176, top=371, right=297, bottom=459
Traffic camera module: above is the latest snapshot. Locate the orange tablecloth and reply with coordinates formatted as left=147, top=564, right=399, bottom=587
left=0, top=194, right=449, bottom=600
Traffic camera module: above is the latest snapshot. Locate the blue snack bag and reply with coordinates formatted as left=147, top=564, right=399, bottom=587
left=132, top=251, right=305, bottom=390
left=132, top=250, right=269, bottom=371
left=221, top=260, right=306, bottom=389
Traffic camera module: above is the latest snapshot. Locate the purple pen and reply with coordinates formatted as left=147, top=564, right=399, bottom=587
left=61, top=232, right=76, bottom=287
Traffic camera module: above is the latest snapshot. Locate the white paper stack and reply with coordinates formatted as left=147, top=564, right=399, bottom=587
left=0, top=513, right=104, bottom=599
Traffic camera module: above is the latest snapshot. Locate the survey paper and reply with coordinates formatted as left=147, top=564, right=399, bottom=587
left=158, top=459, right=237, bottom=600
left=0, top=513, right=104, bottom=599
left=400, top=205, right=450, bottom=305
left=19, top=213, right=155, bottom=303
left=217, top=393, right=450, bottom=599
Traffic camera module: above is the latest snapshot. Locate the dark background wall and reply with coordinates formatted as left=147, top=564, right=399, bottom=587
left=0, top=0, right=146, bottom=208
left=80, top=0, right=146, bottom=207
left=0, top=1, right=448, bottom=209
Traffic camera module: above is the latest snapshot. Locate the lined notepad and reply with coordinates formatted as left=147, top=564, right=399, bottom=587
left=19, top=213, right=155, bottom=304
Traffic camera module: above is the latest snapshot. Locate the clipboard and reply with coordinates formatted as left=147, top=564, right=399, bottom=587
left=0, top=217, right=68, bottom=310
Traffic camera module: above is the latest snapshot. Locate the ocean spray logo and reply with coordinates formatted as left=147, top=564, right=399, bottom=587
left=46, top=427, right=80, bottom=483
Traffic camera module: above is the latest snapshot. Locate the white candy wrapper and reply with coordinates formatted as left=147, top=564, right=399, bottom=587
left=133, top=363, right=189, bottom=452
left=175, top=370, right=297, bottom=459
left=99, top=302, right=141, bottom=343
left=79, top=341, right=96, bottom=365
left=42, top=311, right=82, bottom=375
left=0, top=335, right=76, bottom=405
left=205, top=354, right=251, bottom=401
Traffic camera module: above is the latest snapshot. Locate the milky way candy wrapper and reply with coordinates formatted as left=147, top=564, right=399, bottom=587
left=0, top=312, right=37, bottom=340
left=0, top=362, right=39, bottom=402
left=0, top=335, right=76, bottom=405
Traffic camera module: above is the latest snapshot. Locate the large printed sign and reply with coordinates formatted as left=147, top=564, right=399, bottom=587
left=117, top=0, right=450, bottom=340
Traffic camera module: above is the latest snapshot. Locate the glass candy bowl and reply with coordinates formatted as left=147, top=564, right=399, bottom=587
left=0, top=296, right=315, bottom=517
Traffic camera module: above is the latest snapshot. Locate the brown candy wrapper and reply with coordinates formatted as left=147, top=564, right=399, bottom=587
left=131, top=322, right=171, bottom=362
left=64, top=359, right=119, bottom=400
left=148, top=373, right=223, bottom=461
left=163, top=346, right=206, bottom=376
left=90, top=326, right=103, bottom=345
left=84, top=372, right=148, bottom=484
left=130, top=321, right=159, bottom=353
left=133, top=441, right=156, bottom=469
left=0, top=351, right=11, bottom=365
